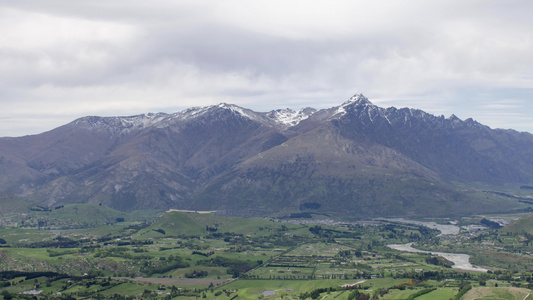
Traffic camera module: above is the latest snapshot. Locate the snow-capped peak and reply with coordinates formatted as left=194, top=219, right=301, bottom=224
left=217, top=103, right=262, bottom=121
left=334, top=94, right=373, bottom=116
left=266, top=107, right=316, bottom=127
left=169, top=103, right=257, bottom=121
left=197, top=103, right=316, bottom=129
left=71, top=95, right=372, bottom=134
left=343, top=94, right=372, bottom=106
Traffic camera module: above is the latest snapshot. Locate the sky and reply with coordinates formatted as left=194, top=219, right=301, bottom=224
left=1, top=0, right=533, bottom=137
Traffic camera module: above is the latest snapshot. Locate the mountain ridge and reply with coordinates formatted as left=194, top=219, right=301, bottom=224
left=1, top=94, right=532, bottom=218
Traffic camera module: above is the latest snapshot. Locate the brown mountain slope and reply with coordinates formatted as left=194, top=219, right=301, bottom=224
left=0, top=95, right=532, bottom=217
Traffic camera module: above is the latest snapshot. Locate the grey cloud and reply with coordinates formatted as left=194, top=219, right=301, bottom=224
left=1, top=1, right=533, bottom=136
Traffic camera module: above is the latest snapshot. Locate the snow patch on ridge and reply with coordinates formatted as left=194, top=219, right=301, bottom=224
left=218, top=103, right=263, bottom=122
left=169, top=103, right=262, bottom=123
left=74, top=113, right=169, bottom=133
left=335, top=94, right=372, bottom=116
left=266, top=108, right=316, bottom=127
left=118, top=113, right=167, bottom=129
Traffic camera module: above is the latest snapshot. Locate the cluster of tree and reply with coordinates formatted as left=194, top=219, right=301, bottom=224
left=29, top=205, right=51, bottom=212
left=192, top=250, right=214, bottom=257
left=480, top=218, right=502, bottom=229
left=205, top=225, right=218, bottom=232
left=185, top=270, right=208, bottom=278
left=116, top=239, right=154, bottom=246
left=406, top=287, right=436, bottom=300
left=391, top=269, right=498, bottom=282
left=299, top=287, right=336, bottom=299
left=140, top=256, right=189, bottom=276
left=347, top=289, right=375, bottom=300
left=337, top=250, right=363, bottom=258
left=455, top=283, right=472, bottom=300
left=425, top=255, right=454, bottom=268
left=196, top=256, right=259, bottom=278
left=0, top=271, right=67, bottom=281
left=95, top=234, right=123, bottom=243
left=26, top=236, right=79, bottom=248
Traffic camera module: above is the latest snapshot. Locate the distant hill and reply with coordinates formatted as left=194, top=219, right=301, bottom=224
left=500, top=213, right=533, bottom=235
left=1, top=202, right=140, bottom=229
left=31, top=203, right=131, bottom=228
left=135, top=211, right=300, bottom=238
left=0, top=193, right=36, bottom=215
left=1, top=94, right=533, bottom=218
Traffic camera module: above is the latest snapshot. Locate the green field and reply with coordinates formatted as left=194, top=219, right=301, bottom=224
left=1, top=206, right=533, bottom=299
left=462, top=286, right=531, bottom=300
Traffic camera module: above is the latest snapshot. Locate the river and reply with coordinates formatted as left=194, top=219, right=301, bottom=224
left=388, top=242, right=487, bottom=272
left=380, top=218, right=460, bottom=235
left=385, top=219, right=487, bottom=272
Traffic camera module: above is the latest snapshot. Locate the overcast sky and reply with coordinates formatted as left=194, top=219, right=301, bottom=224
left=1, top=0, right=533, bottom=137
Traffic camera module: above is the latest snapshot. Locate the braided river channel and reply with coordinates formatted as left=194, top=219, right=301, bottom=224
left=385, top=218, right=487, bottom=272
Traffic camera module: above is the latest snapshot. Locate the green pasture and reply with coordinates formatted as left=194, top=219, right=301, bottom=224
left=416, top=288, right=457, bottom=299
left=3, top=210, right=533, bottom=299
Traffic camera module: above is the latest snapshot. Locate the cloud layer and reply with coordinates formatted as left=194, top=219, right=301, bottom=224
left=1, top=0, right=533, bottom=136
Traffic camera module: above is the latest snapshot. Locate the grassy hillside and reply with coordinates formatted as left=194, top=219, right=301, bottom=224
left=0, top=193, right=36, bottom=215
left=135, top=211, right=310, bottom=238
left=462, top=286, right=531, bottom=300
left=0, top=202, right=160, bottom=230
left=500, top=213, right=533, bottom=235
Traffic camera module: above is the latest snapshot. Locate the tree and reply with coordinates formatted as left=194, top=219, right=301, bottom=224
left=310, top=289, right=321, bottom=299
left=1, top=291, right=13, bottom=300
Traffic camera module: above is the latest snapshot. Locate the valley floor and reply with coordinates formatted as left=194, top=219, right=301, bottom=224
left=1, top=209, right=533, bottom=299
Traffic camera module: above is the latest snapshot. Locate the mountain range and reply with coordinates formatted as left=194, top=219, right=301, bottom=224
left=1, top=94, right=532, bottom=218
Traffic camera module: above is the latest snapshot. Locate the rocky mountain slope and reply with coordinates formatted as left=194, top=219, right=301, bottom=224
left=1, top=95, right=532, bottom=218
